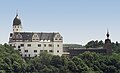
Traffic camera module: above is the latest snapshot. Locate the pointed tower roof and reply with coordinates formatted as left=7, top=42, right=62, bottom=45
left=106, top=29, right=110, bottom=39
left=13, top=12, right=21, bottom=26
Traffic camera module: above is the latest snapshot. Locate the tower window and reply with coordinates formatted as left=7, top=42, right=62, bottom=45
left=16, top=29, right=18, bottom=31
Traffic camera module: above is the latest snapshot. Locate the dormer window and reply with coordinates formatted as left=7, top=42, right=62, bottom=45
left=32, top=33, right=39, bottom=41
left=54, top=33, right=62, bottom=41
left=16, top=34, right=22, bottom=39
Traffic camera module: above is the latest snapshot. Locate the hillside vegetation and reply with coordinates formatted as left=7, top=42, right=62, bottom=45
left=0, top=40, right=120, bottom=73
left=0, top=44, right=26, bottom=73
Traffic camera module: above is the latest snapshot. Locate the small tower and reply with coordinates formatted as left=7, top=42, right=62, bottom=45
left=104, top=30, right=112, bottom=55
left=13, top=12, right=22, bottom=32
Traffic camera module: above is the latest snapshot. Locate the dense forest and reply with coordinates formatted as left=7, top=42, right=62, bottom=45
left=0, top=40, right=120, bottom=73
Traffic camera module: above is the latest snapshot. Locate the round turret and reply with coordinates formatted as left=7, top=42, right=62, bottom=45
left=13, top=14, right=21, bottom=25
left=12, top=13, right=22, bottom=32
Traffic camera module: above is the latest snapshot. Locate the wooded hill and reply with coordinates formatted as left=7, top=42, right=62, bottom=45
left=0, top=40, right=120, bottom=73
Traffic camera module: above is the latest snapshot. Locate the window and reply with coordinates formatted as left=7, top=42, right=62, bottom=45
left=55, top=38, right=57, bottom=40
left=49, top=50, right=53, bottom=52
left=57, top=50, right=59, bottom=53
left=34, top=35, right=37, bottom=37
left=10, top=44, right=12, bottom=46
left=57, top=44, right=59, bottom=47
left=34, top=50, right=37, bottom=53
left=59, top=38, right=62, bottom=40
left=40, top=50, right=43, bottom=52
left=21, top=44, right=24, bottom=47
left=25, top=54, right=27, bottom=57
left=49, top=44, right=52, bottom=47
left=13, top=46, right=16, bottom=48
left=27, top=44, right=31, bottom=47
left=25, top=50, right=28, bottom=52
left=28, top=54, right=30, bottom=57
left=38, top=44, right=41, bottom=47
left=44, top=50, right=47, bottom=52
left=44, top=44, right=46, bottom=47
left=16, top=29, right=18, bottom=31
left=18, top=49, right=21, bottom=51
left=20, top=54, right=22, bottom=56
left=18, top=46, right=20, bottom=48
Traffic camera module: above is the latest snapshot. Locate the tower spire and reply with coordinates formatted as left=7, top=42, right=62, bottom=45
left=16, top=10, right=18, bottom=17
left=13, top=11, right=22, bottom=32
left=106, top=29, right=110, bottom=39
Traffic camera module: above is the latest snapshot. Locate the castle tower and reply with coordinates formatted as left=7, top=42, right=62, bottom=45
left=104, top=30, right=112, bottom=54
left=13, top=12, right=22, bottom=32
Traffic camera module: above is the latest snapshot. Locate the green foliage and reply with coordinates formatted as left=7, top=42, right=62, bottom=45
left=112, top=42, right=120, bottom=53
left=0, top=44, right=26, bottom=73
left=1, top=42, right=120, bottom=73
left=85, top=40, right=104, bottom=48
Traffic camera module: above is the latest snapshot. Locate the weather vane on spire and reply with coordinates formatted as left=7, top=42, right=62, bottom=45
left=16, top=10, right=18, bottom=16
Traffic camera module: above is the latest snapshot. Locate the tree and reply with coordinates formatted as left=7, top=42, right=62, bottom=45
left=51, top=55, right=63, bottom=68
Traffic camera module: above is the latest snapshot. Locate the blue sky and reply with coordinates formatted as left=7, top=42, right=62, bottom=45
left=0, top=0, right=120, bottom=45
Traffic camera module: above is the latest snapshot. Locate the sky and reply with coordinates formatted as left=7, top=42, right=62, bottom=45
left=0, top=0, right=120, bottom=45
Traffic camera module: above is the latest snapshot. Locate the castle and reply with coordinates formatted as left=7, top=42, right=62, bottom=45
left=9, top=13, right=63, bottom=57
left=9, top=13, right=112, bottom=57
